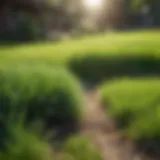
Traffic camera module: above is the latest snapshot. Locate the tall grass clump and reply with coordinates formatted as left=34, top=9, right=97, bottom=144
left=99, top=78, right=160, bottom=143
left=0, top=65, right=83, bottom=148
left=59, top=135, right=102, bottom=160
left=0, top=125, right=53, bottom=160
left=0, top=126, right=102, bottom=160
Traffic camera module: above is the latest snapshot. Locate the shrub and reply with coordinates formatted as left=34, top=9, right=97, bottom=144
left=0, top=65, right=83, bottom=148
left=0, top=127, right=102, bottom=160
left=69, top=53, right=160, bottom=83
left=99, top=78, right=160, bottom=141
left=0, top=14, right=43, bottom=43
left=60, top=135, right=102, bottom=160
left=0, top=125, right=53, bottom=160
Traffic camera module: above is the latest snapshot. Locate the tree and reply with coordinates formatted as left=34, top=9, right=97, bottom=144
left=132, top=0, right=160, bottom=26
left=132, top=0, right=159, bottom=9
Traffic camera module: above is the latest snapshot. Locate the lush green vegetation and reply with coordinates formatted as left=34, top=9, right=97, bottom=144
left=0, top=65, right=83, bottom=125
left=0, top=64, right=102, bottom=160
left=0, top=65, right=84, bottom=152
left=61, top=135, right=102, bottom=160
left=0, top=126, right=102, bottom=160
left=100, top=78, right=160, bottom=142
left=0, top=125, right=53, bottom=160
left=68, top=31, right=160, bottom=82
left=0, top=30, right=159, bottom=82
left=0, top=30, right=160, bottom=159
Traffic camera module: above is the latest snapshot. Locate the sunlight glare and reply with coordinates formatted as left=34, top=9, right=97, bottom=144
left=83, top=0, right=104, bottom=10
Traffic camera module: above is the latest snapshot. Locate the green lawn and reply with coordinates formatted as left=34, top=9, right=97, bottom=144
left=1, top=30, right=160, bottom=156
left=0, top=30, right=159, bottom=67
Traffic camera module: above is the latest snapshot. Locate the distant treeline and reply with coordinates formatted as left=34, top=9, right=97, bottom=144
left=0, top=0, right=159, bottom=43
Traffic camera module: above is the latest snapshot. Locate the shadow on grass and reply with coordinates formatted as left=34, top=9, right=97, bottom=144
left=136, top=138, right=160, bottom=159
left=45, top=120, right=80, bottom=143
left=68, top=52, right=160, bottom=84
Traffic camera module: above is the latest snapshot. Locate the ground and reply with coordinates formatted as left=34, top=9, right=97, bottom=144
left=80, top=89, right=147, bottom=160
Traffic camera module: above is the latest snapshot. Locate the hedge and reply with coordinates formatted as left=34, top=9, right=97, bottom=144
left=68, top=53, right=160, bottom=83
left=99, top=78, right=160, bottom=142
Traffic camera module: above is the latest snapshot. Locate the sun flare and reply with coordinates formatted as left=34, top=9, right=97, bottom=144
left=83, top=0, right=104, bottom=10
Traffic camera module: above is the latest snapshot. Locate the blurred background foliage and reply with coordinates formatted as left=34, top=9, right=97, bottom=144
left=0, top=0, right=159, bottom=43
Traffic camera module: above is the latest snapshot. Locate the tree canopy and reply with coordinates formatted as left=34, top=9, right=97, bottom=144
left=132, top=0, right=159, bottom=9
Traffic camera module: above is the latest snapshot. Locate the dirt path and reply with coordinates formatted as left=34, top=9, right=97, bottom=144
left=80, top=90, right=142, bottom=160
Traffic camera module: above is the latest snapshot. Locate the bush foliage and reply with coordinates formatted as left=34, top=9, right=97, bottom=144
left=0, top=126, right=102, bottom=160
left=100, top=78, right=160, bottom=141
left=0, top=65, right=83, bottom=132
left=0, top=30, right=159, bottom=83
left=69, top=53, right=160, bottom=83
left=61, top=135, right=102, bottom=160
left=0, top=126, right=53, bottom=160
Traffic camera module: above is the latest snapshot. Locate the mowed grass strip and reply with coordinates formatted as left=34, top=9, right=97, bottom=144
left=0, top=30, right=159, bottom=65
left=0, top=30, right=160, bottom=82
